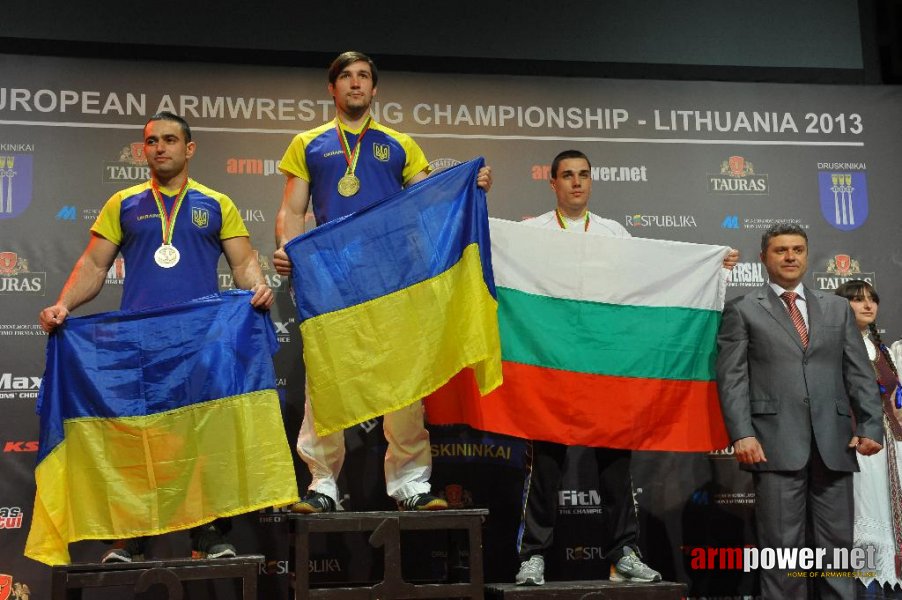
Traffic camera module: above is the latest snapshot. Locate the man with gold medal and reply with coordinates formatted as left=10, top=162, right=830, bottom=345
left=39, top=112, right=274, bottom=562
left=274, top=51, right=492, bottom=514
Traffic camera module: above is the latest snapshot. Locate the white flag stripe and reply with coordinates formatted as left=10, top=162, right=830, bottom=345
left=489, top=218, right=728, bottom=311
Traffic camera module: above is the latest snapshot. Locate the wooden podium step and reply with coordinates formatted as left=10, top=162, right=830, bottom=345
left=50, top=554, right=263, bottom=600
left=485, top=580, right=687, bottom=600
left=289, top=508, right=488, bottom=600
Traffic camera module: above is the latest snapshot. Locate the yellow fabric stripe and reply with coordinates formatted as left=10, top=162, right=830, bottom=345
left=302, top=243, right=502, bottom=436
left=91, top=181, right=150, bottom=245
left=25, top=389, right=298, bottom=565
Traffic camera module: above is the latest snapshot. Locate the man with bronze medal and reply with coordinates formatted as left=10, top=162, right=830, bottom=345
left=514, top=150, right=739, bottom=587
left=39, top=112, right=274, bottom=562
left=274, top=51, right=492, bottom=514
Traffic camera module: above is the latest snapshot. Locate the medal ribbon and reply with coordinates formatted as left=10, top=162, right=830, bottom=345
left=555, top=208, right=589, bottom=232
left=335, top=116, right=372, bottom=177
left=151, top=178, right=190, bottom=246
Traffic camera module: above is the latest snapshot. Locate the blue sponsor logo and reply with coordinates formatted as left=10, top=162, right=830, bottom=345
left=818, top=171, right=868, bottom=231
left=56, top=205, right=77, bottom=220
left=0, top=154, right=34, bottom=220
left=721, top=215, right=740, bottom=229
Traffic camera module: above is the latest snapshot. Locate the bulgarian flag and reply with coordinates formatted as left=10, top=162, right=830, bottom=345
left=425, top=218, right=730, bottom=452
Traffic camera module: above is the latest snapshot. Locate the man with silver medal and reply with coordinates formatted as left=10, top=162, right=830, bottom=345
left=39, top=112, right=273, bottom=562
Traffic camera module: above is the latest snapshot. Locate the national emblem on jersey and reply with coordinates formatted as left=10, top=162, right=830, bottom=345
left=373, top=143, right=390, bottom=162
left=192, top=207, right=210, bottom=229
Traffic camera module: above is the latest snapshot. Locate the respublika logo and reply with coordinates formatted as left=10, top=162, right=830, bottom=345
left=0, top=252, right=45, bottom=295
left=818, top=165, right=868, bottom=231
left=565, top=546, right=605, bottom=561
left=625, top=214, right=697, bottom=228
left=707, top=155, right=768, bottom=194
left=240, top=208, right=266, bottom=223
left=0, top=150, right=34, bottom=219
left=103, top=143, right=150, bottom=184
left=814, top=254, right=875, bottom=290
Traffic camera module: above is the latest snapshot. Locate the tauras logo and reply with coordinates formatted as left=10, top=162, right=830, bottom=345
left=103, top=143, right=149, bottom=184
left=0, top=252, right=46, bottom=295
left=814, top=254, right=875, bottom=290
left=707, top=156, right=769, bottom=195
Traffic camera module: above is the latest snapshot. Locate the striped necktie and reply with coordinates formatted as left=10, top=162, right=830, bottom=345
left=780, top=291, right=809, bottom=348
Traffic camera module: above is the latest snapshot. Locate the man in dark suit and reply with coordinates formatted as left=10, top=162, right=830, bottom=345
left=716, top=223, right=882, bottom=599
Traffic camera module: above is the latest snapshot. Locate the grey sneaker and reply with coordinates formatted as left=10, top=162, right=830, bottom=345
left=397, top=493, right=448, bottom=511
left=100, top=538, right=145, bottom=563
left=291, top=491, right=336, bottom=514
left=191, top=524, right=236, bottom=560
left=610, top=547, right=661, bottom=583
left=515, top=555, right=545, bottom=586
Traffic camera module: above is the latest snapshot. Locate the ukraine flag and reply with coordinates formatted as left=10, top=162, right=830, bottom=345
left=284, top=158, right=502, bottom=436
left=25, top=291, right=299, bottom=565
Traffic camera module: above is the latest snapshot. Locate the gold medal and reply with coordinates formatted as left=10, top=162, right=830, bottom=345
left=154, top=244, right=181, bottom=268
left=335, top=117, right=371, bottom=198
left=337, top=174, right=360, bottom=197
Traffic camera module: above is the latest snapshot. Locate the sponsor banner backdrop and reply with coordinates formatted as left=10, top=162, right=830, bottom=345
left=1, top=53, right=901, bottom=598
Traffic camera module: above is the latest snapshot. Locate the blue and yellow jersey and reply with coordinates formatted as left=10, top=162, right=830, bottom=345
left=279, top=118, right=431, bottom=225
left=91, top=179, right=248, bottom=311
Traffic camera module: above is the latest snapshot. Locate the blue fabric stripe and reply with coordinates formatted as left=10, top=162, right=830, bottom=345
left=284, top=158, right=494, bottom=320
left=36, top=291, right=279, bottom=463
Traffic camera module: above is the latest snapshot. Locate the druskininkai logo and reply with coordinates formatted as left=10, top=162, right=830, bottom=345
left=0, top=153, right=34, bottom=220
left=818, top=171, right=868, bottom=231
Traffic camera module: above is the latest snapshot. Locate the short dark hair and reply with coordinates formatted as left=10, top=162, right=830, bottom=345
left=145, top=111, right=192, bottom=143
left=760, top=223, right=808, bottom=252
left=550, top=150, right=590, bottom=178
left=835, top=280, right=880, bottom=304
left=328, top=51, right=378, bottom=87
